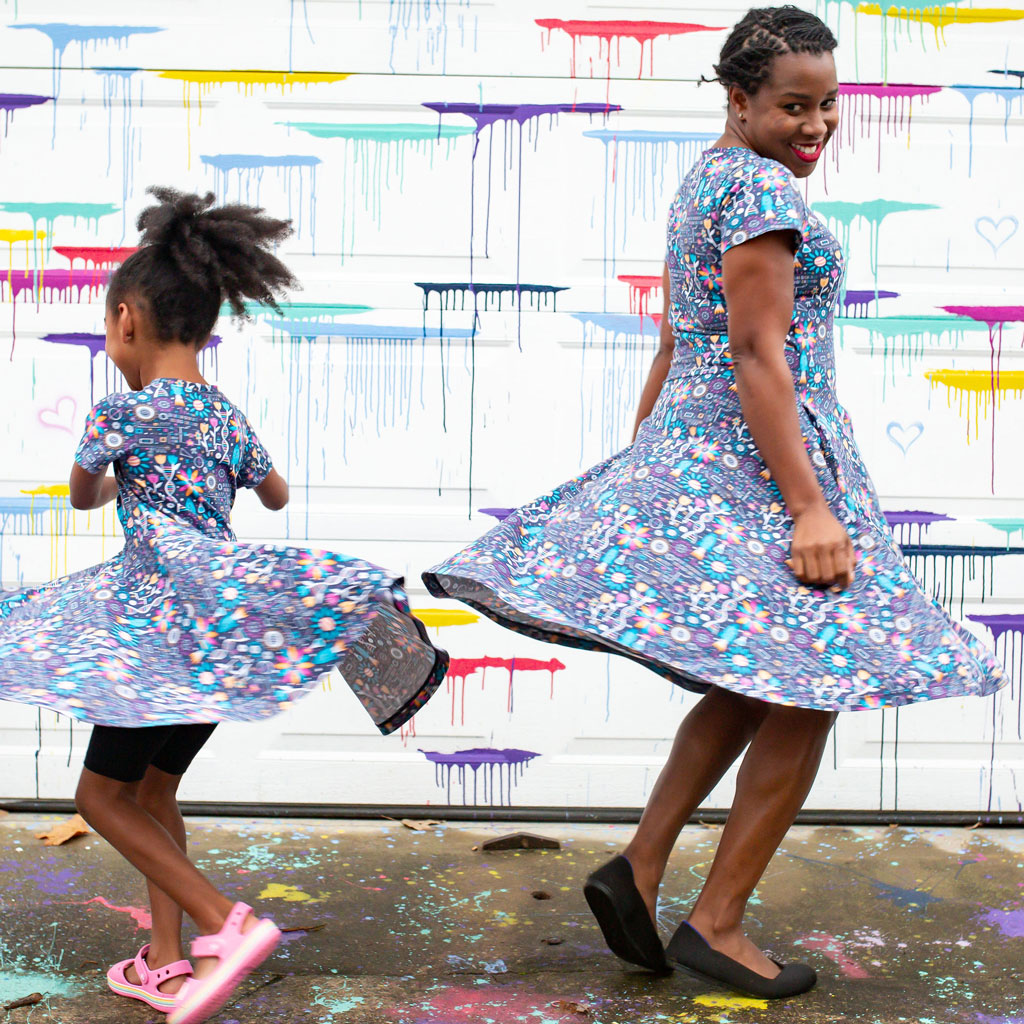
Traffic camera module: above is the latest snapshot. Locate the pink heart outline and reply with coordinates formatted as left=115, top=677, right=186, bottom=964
left=37, top=396, right=78, bottom=435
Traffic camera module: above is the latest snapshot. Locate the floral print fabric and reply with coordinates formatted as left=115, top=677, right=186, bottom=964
left=0, top=378, right=447, bottom=732
left=424, top=148, right=1005, bottom=711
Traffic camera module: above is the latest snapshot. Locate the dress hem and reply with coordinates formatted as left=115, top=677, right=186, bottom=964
left=423, top=571, right=1005, bottom=714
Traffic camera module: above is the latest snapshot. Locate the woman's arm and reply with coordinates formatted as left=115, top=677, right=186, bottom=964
left=69, top=464, right=118, bottom=510
left=631, top=263, right=674, bottom=441
left=722, top=231, right=855, bottom=589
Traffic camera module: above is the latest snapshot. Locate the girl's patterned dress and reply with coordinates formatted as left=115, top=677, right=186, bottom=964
left=424, top=147, right=1005, bottom=711
left=0, top=379, right=447, bottom=732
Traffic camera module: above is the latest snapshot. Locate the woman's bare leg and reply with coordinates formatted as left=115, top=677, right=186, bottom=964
left=623, top=687, right=771, bottom=921
left=686, top=704, right=837, bottom=977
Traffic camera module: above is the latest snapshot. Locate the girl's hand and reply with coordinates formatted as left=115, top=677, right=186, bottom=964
left=789, top=504, right=856, bottom=589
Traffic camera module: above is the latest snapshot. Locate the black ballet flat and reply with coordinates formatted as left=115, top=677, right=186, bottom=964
left=583, top=855, right=670, bottom=973
left=666, top=922, right=817, bottom=999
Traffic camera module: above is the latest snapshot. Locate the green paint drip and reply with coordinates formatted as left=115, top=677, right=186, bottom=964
left=0, top=201, right=119, bottom=248
left=285, top=122, right=476, bottom=142
left=280, top=123, right=473, bottom=261
left=836, top=315, right=986, bottom=395
left=815, top=199, right=938, bottom=291
left=223, top=300, right=373, bottom=319
left=981, top=518, right=1024, bottom=545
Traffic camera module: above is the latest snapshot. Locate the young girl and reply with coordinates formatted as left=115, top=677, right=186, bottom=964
left=0, top=187, right=447, bottom=1024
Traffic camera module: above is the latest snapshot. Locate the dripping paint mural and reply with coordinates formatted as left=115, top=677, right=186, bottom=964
left=0, top=1, right=1022, bottom=813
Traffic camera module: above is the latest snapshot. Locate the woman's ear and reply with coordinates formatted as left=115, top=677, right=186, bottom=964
left=728, top=84, right=750, bottom=122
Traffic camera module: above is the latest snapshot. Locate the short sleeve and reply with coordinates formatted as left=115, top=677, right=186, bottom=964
left=74, top=395, right=132, bottom=474
left=236, top=417, right=272, bottom=488
left=717, top=157, right=807, bottom=255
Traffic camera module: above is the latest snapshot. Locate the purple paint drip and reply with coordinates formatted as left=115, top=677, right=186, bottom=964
left=419, top=747, right=540, bottom=807
left=420, top=101, right=617, bottom=515
left=843, top=289, right=899, bottom=316
left=884, top=509, right=954, bottom=546
left=423, top=101, right=618, bottom=132
left=0, top=93, right=53, bottom=140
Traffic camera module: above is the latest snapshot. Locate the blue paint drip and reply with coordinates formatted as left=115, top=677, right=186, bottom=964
left=201, top=154, right=321, bottom=246
left=11, top=24, right=163, bottom=140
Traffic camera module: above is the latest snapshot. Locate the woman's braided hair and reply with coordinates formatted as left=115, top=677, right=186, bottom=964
left=710, top=6, right=837, bottom=96
left=107, top=186, right=297, bottom=346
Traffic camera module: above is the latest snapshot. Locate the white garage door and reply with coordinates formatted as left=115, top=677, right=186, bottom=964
left=1, top=0, right=1022, bottom=813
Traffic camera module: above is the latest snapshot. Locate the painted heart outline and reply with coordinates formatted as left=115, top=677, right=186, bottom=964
left=37, top=396, right=79, bottom=435
left=886, top=420, right=924, bottom=455
left=975, top=215, right=1019, bottom=257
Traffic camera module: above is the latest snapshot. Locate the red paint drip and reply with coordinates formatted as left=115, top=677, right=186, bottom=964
left=536, top=18, right=725, bottom=81
left=445, top=656, right=567, bottom=725
left=618, top=273, right=662, bottom=321
left=54, top=245, right=136, bottom=269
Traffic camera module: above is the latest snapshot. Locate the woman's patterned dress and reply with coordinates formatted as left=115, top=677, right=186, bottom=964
left=424, top=147, right=1004, bottom=711
left=0, top=379, right=447, bottom=732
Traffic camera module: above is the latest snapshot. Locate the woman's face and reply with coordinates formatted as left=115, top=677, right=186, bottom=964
left=730, top=51, right=839, bottom=178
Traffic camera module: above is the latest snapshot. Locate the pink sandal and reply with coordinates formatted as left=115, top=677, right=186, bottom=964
left=168, top=902, right=280, bottom=1024
left=107, top=943, right=193, bottom=1013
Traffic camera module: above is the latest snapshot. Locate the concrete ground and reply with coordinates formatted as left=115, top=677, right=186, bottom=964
left=0, top=814, right=1021, bottom=1024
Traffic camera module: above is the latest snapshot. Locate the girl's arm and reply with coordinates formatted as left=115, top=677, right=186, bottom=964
left=722, top=230, right=855, bottom=589
left=69, top=464, right=118, bottom=510
left=631, top=263, right=674, bottom=441
left=255, top=468, right=289, bottom=510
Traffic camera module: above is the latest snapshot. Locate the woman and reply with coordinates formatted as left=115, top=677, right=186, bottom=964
left=424, top=6, right=1004, bottom=999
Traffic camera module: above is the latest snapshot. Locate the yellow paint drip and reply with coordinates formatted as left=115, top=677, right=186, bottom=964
left=694, top=993, right=769, bottom=1011
left=258, top=882, right=315, bottom=902
left=411, top=608, right=480, bottom=628
left=21, top=484, right=71, bottom=498
left=925, top=369, right=1024, bottom=440
left=0, top=229, right=46, bottom=289
left=857, top=3, right=1024, bottom=26
left=157, top=70, right=352, bottom=166
left=20, top=485, right=73, bottom=577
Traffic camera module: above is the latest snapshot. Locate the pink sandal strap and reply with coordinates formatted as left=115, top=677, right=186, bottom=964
left=132, top=944, right=153, bottom=987
left=190, top=902, right=253, bottom=959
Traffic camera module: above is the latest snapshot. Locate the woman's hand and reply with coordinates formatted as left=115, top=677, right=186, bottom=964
left=789, top=504, right=856, bottom=588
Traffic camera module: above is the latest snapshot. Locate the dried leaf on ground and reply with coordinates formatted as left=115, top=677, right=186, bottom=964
left=552, top=999, right=592, bottom=1015
left=35, top=814, right=90, bottom=846
left=531, top=890, right=552, bottom=900
left=401, top=819, right=443, bottom=831
left=280, top=923, right=326, bottom=934
left=3, top=993, right=43, bottom=1010
left=542, top=936, right=564, bottom=945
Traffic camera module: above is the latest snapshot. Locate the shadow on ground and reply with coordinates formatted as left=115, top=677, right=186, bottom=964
left=0, top=816, right=1021, bottom=1023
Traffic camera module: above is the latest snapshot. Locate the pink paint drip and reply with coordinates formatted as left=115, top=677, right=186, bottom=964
left=445, top=656, right=567, bottom=724
left=940, top=305, right=1024, bottom=492
left=834, top=83, right=943, bottom=172
left=798, top=931, right=870, bottom=978
left=80, top=896, right=152, bottom=931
